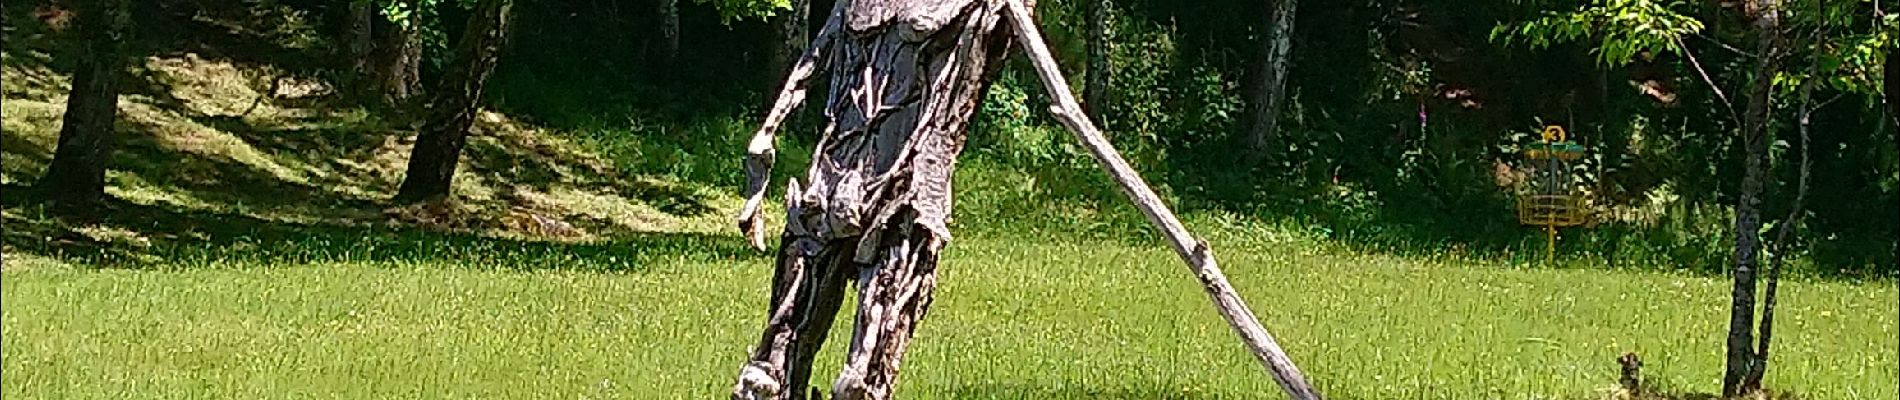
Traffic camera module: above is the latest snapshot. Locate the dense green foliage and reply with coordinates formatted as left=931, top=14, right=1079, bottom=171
left=965, top=0, right=1895, bottom=276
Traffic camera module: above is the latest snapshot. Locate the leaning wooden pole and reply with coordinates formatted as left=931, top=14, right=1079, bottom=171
left=998, top=1, right=1322, bottom=398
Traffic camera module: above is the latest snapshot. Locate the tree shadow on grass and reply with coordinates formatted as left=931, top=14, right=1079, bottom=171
left=458, top=120, right=717, bottom=217
left=135, top=0, right=339, bottom=80
left=0, top=130, right=53, bottom=165
left=1, top=186, right=758, bottom=272
left=187, top=109, right=716, bottom=219
left=111, top=116, right=391, bottom=217
left=7, top=56, right=730, bottom=271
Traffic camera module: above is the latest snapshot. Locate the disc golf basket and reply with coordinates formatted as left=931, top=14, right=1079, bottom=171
left=1515, top=125, right=1589, bottom=263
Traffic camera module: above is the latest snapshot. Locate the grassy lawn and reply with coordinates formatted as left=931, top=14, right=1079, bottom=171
left=5, top=235, right=1893, bottom=399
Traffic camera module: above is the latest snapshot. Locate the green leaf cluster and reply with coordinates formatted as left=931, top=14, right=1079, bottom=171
left=1490, top=0, right=1704, bottom=66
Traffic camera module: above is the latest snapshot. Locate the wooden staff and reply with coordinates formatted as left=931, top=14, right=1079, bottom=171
left=998, top=1, right=1323, bottom=398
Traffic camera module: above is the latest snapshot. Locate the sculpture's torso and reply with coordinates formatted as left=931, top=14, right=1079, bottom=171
left=788, top=0, right=1009, bottom=262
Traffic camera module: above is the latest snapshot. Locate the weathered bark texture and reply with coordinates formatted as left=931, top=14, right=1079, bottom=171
left=1082, top=0, right=1109, bottom=125
left=731, top=0, right=1018, bottom=398
left=733, top=1, right=1321, bottom=400
left=1887, top=44, right=1898, bottom=288
left=39, top=0, right=131, bottom=205
left=656, top=0, right=680, bottom=66
left=1244, top=0, right=1297, bottom=160
left=1885, top=38, right=1897, bottom=392
left=348, top=0, right=375, bottom=76
left=1001, top=1, right=1320, bottom=397
left=1722, top=0, right=1779, bottom=396
left=394, top=0, right=515, bottom=203
left=774, top=0, right=813, bottom=72
left=371, top=0, right=423, bottom=107
left=1742, top=58, right=1819, bottom=393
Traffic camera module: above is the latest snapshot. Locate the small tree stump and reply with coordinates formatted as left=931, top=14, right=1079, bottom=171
left=1618, top=351, right=1643, bottom=395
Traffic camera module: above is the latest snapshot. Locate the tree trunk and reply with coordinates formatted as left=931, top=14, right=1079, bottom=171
left=1887, top=44, right=1898, bottom=286
left=38, top=0, right=131, bottom=206
left=1722, top=0, right=1779, bottom=396
left=1082, top=0, right=1109, bottom=125
left=393, top=0, right=515, bottom=204
left=1886, top=40, right=1898, bottom=376
left=773, top=0, right=812, bottom=73
left=348, top=0, right=375, bottom=76
left=1743, top=59, right=1818, bottom=393
left=656, top=0, right=680, bottom=67
left=371, top=0, right=423, bottom=107
left=1244, top=0, right=1297, bottom=161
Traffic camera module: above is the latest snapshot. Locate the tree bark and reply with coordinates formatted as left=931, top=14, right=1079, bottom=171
left=1886, top=38, right=1898, bottom=388
left=38, top=0, right=131, bottom=206
left=371, top=0, right=424, bottom=107
left=656, top=0, right=680, bottom=67
left=393, top=0, right=515, bottom=204
left=1887, top=42, right=1898, bottom=287
left=1722, top=0, right=1779, bottom=396
left=1081, top=0, right=1109, bottom=126
left=348, top=0, right=376, bottom=77
left=1244, top=0, right=1297, bottom=161
left=773, top=0, right=812, bottom=73
left=1742, top=57, right=1820, bottom=394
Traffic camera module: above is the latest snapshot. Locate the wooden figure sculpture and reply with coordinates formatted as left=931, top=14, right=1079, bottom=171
left=729, top=1, right=1322, bottom=399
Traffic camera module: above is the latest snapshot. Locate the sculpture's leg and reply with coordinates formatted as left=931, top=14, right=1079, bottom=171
left=733, top=234, right=855, bottom=400
left=832, top=222, right=945, bottom=400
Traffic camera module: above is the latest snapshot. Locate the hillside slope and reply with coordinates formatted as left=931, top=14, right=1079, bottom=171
left=2, top=27, right=741, bottom=266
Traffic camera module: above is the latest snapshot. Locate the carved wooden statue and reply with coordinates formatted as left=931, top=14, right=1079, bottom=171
left=729, top=1, right=1322, bottom=399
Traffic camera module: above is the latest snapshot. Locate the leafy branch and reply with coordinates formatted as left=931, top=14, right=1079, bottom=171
left=1490, top=0, right=1704, bottom=66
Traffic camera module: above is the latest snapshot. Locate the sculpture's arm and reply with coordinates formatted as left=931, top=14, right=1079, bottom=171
left=738, top=0, right=849, bottom=251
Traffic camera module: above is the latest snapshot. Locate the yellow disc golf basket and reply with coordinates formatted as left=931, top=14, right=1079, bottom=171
left=1515, top=126, right=1589, bottom=263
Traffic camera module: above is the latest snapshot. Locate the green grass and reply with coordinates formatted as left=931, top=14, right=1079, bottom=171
left=5, top=235, right=1894, bottom=399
